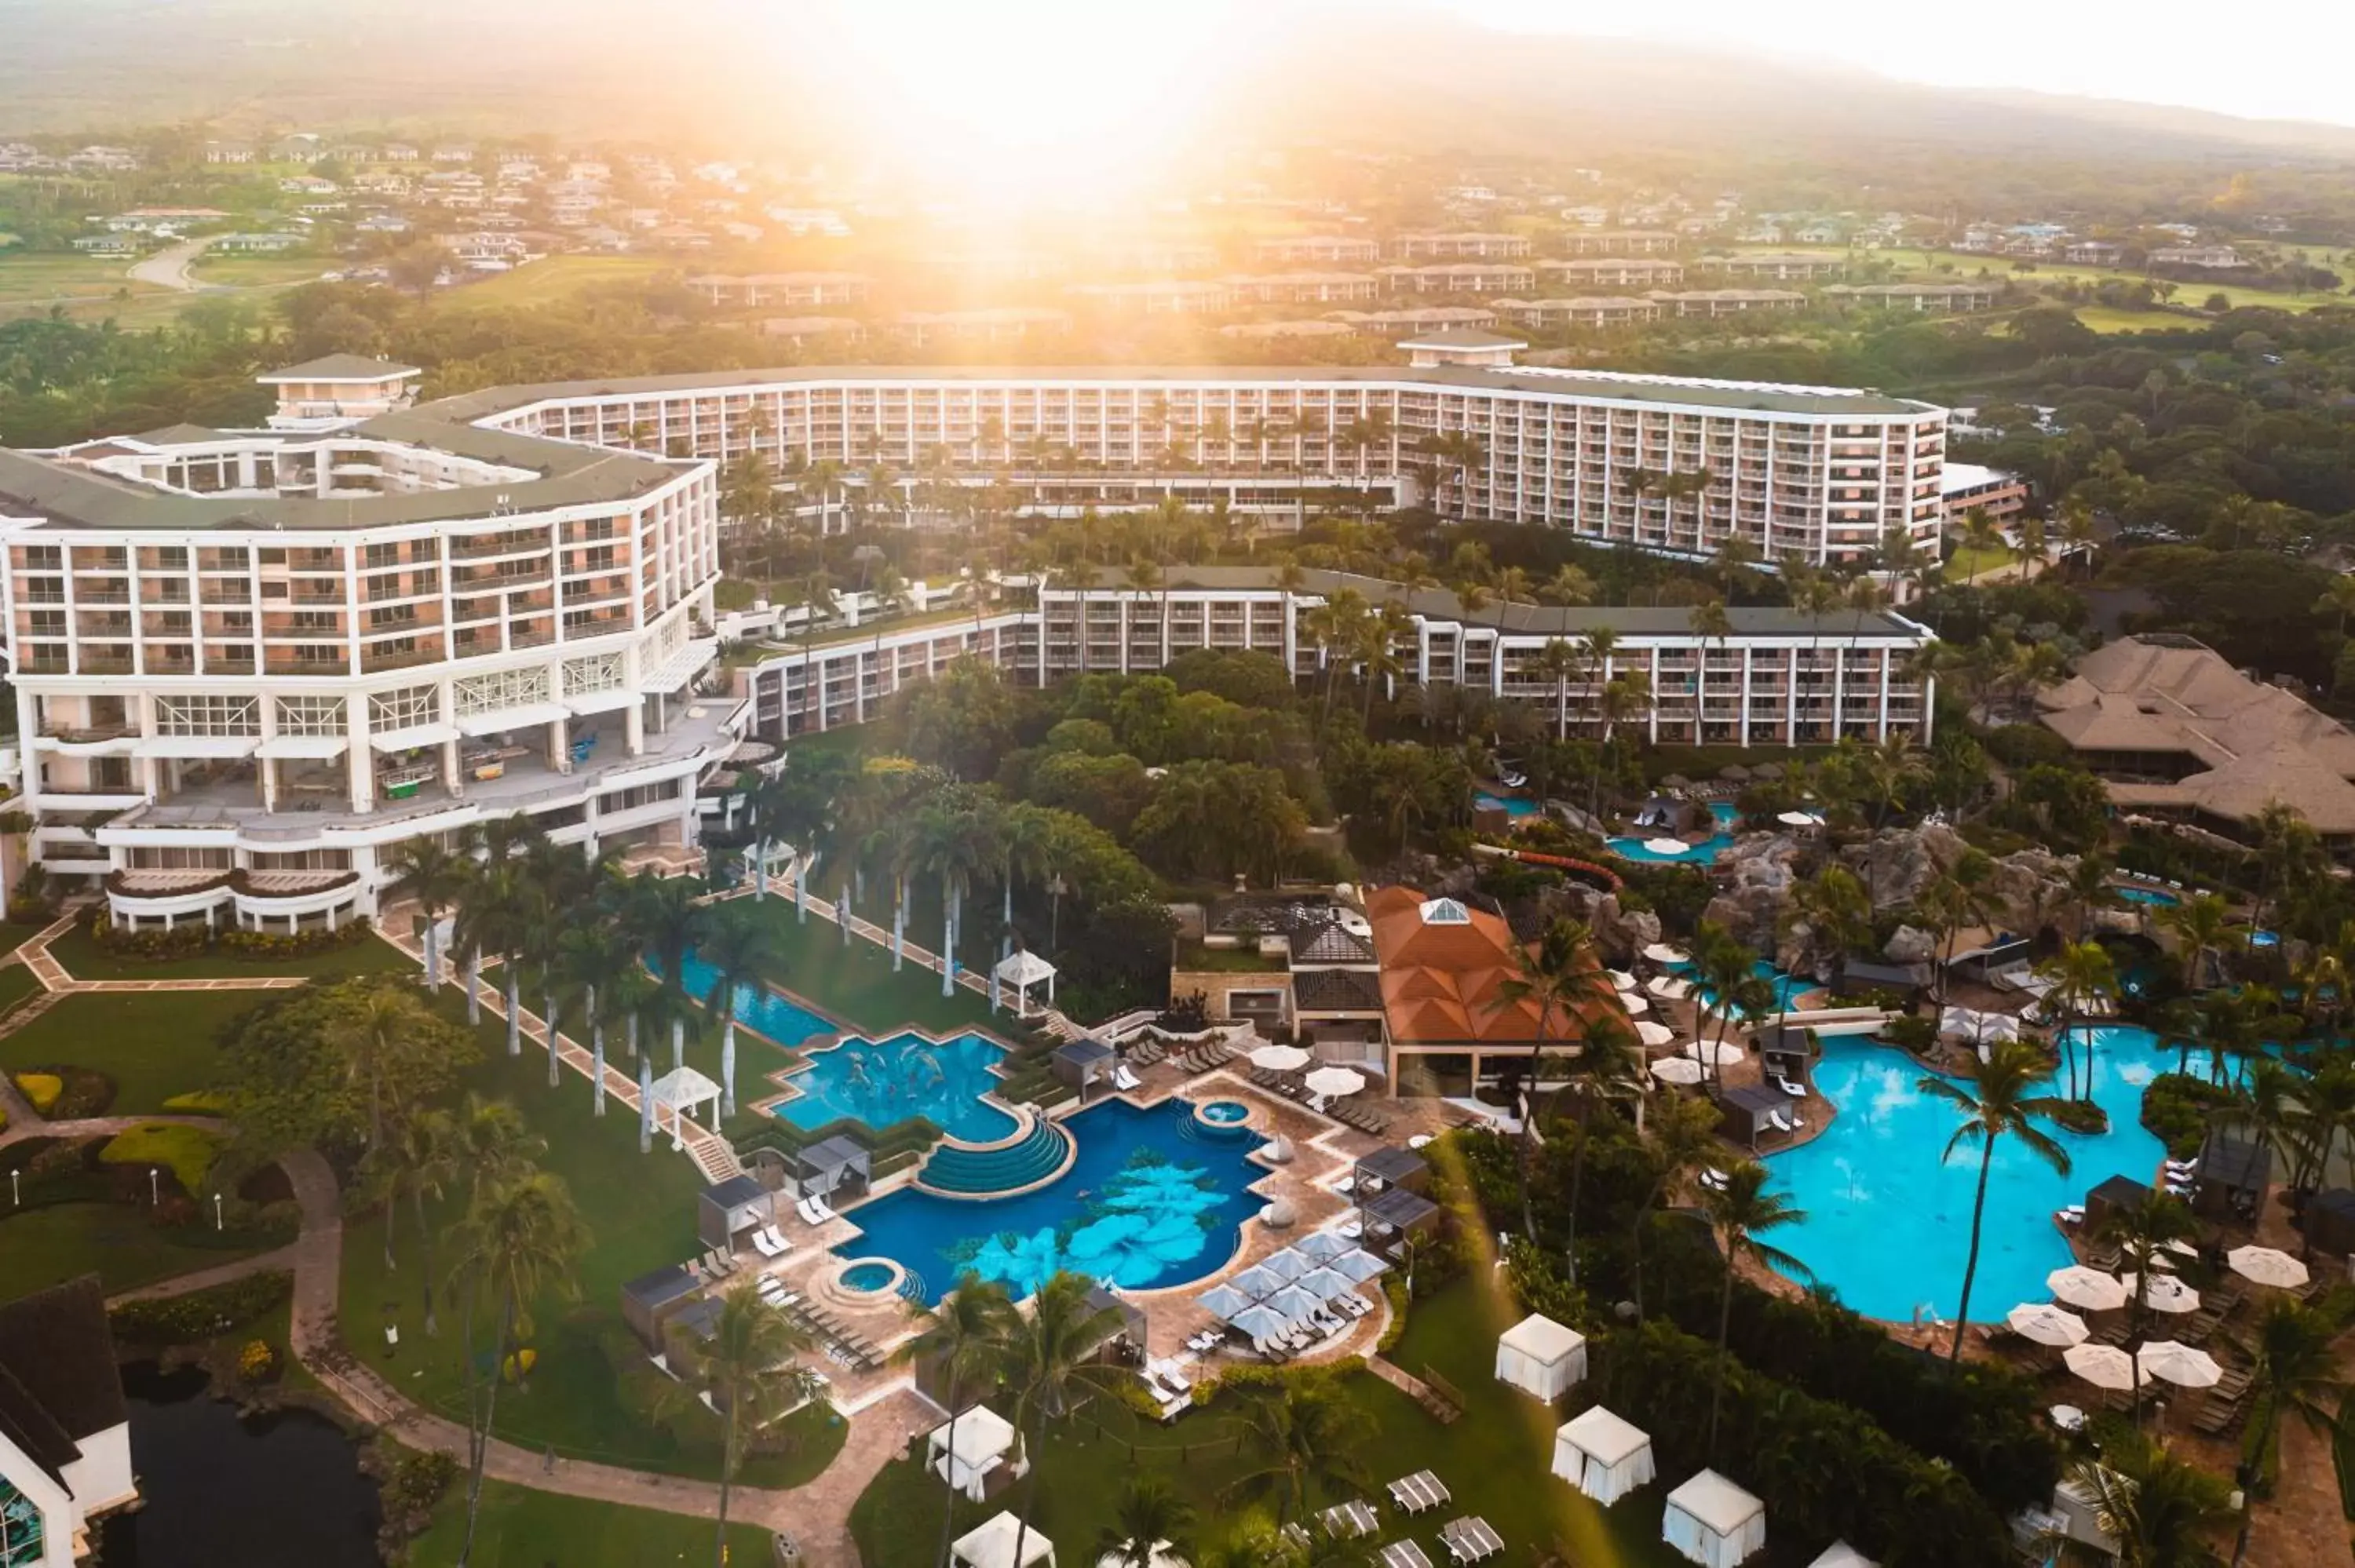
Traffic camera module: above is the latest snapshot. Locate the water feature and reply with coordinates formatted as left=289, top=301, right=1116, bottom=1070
left=838, top=1098, right=1264, bottom=1304
left=1762, top=1026, right=2167, bottom=1320
left=1606, top=800, right=1742, bottom=864
left=773, top=1031, right=1017, bottom=1143
left=98, top=1363, right=380, bottom=1567
left=1199, top=1100, right=1251, bottom=1125
left=2115, top=884, right=2180, bottom=908
left=670, top=952, right=835, bottom=1045
left=1474, top=792, right=1540, bottom=819
left=840, top=1261, right=898, bottom=1293
left=1674, top=957, right=1815, bottom=1013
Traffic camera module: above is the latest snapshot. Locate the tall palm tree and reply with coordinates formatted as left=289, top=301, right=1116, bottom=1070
left=1698, top=1163, right=1808, bottom=1461
left=384, top=828, right=477, bottom=992
left=1491, top=917, right=1617, bottom=1248
left=669, top=1281, right=820, bottom=1568
left=1531, top=636, right=1582, bottom=742
left=2093, top=1188, right=2201, bottom=1412
left=557, top=920, right=630, bottom=1114
left=330, top=977, right=436, bottom=1161
left=2065, top=854, right=2120, bottom=943
left=994, top=801, right=1056, bottom=968
left=627, top=872, right=710, bottom=1069
left=1627, top=1093, right=1723, bottom=1320
left=1221, top=1380, right=1371, bottom=1528
left=1004, top=1273, right=1125, bottom=1568
left=1098, top=1475, right=1195, bottom=1568
left=897, top=1277, right=1019, bottom=1568
left=2158, top=892, right=2236, bottom=994
left=1920, top=1037, right=2072, bottom=1362
left=904, top=793, right=996, bottom=999
left=2046, top=1428, right=2234, bottom=1568
left=451, top=858, right=535, bottom=1058
left=2231, top=1297, right=2350, bottom=1566
left=2039, top=940, right=2120, bottom=1101
left=447, top=1166, right=590, bottom=1568
left=697, top=902, right=786, bottom=1118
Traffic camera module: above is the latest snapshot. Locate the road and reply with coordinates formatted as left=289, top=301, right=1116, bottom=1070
left=126, top=237, right=214, bottom=292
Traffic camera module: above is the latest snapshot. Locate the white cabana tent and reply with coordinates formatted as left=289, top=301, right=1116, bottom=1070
left=1095, top=1544, right=1185, bottom=1568
left=646, top=1066, right=721, bottom=1150
left=1495, top=1313, right=1587, bottom=1402
left=1551, top=1406, right=1655, bottom=1505
left=995, top=949, right=1059, bottom=1016
left=1806, top=1544, right=1875, bottom=1568
left=955, top=1511, right=1056, bottom=1568
left=1662, top=1470, right=1766, bottom=1568
left=1644, top=943, right=1690, bottom=965
left=927, top=1406, right=1026, bottom=1501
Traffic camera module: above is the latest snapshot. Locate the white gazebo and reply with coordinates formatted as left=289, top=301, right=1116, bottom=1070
left=1806, top=1545, right=1876, bottom=1568
left=926, top=1406, right=1026, bottom=1502
left=954, top=1512, right=1057, bottom=1568
left=646, top=1066, right=721, bottom=1150
left=1495, top=1313, right=1587, bottom=1402
left=1551, top=1406, right=1656, bottom=1505
left=1663, top=1470, right=1766, bottom=1568
left=995, top=949, right=1059, bottom=1016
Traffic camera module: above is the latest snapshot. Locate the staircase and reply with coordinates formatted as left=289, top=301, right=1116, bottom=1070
left=917, top=1114, right=1072, bottom=1197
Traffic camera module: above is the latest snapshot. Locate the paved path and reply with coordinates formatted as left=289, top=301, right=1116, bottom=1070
left=126, top=237, right=213, bottom=292
left=0, top=1110, right=226, bottom=1154
left=11, top=911, right=305, bottom=997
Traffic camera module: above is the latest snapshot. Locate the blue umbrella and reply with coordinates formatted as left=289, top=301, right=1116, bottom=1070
left=1255, top=1249, right=1310, bottom=1284
left=1294, top=1231, right=1354, bottom=1261
left=1294, top=1267, right=1354, bottom=1301
left=1196, top=1283, right=1256, bottom=1322
left=1262, top=1284, right=1324, bottom=1323
left=1328, top=1249, right=1389, bottom=1282
left=1229, top=1264, right=1285, bottom=1299
left=1230, top=1304, right=1291, bottom=1340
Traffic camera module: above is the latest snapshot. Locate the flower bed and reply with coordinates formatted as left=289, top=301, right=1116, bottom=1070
left=91, top=912, right=375, bottom=962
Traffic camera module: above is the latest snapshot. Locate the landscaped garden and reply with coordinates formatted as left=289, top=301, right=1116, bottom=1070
left=44, top=915, right=413, bottom=982
left=0, top=990, right=276, bottom=1114
left=404, top=1477, right=776, bottom=1566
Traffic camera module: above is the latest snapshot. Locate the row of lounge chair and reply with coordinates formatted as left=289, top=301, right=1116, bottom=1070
left=1243, top=1064, right=1393, bottom=1135
left=757, top=1274, right=885, bottom=1373
left=1171, top=1041, right=1239, bottom=1074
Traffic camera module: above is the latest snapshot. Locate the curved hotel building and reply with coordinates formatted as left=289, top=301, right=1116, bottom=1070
left=0, top=350, right=1940, bottom=933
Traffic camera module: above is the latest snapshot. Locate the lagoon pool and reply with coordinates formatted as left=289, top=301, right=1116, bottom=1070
left=1673, top=957, right=1814, bottom=1013
left=672, top=952, right=836, bottom=1045
left=773, top=1030, right=1018, bottom=1143
left=2116, top=885, right=2180, bottom=907
left=1607, top=801, right=1742, bottom=864
left=838, top=1098, right=1264, bottom=1304
left=1764, top=1026, right=2167, bottom=1320
left=1475, top=792, right=1541, bottom=819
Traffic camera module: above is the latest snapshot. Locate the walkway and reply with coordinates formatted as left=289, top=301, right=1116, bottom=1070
left=13, top=911, right=307, bottom=995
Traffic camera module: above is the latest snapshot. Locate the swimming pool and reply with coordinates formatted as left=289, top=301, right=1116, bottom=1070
left=1199, top=1100, right=1251, bottom=1125
left=837, top=1098, right=1265, bottom=1304
left=840, top=1261, right=898, bottom=1293
left=1674, top=957, right=1814, bottom=1013
left=1764, top=1026, right=2167, bottom=1320
left=1475, top=793, right=1541, bottom=819
left=1606, top=801, right=1742, bottom=864
left=671, top=952, right=836, bottom=1046
left=2115, top=885, right=2180, bottom=907
left=774, top=1031, right=1019, bottom=1143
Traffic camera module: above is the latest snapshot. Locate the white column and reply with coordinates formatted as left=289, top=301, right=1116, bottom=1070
left=1739, top=647, right=1753, bottom=748
left=1831, top=647, right=1846, bottom=738
left=346, top=694, right=374, bottom=813
left=257, top=698, right=279, bottom=813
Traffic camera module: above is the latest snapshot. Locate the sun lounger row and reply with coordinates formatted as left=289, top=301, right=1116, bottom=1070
left=794, top=1193, right=838, bottom=1227
left=1174, top=1042, right=1237, bottom=1074
left=749, top=1224, right=794, bottom=1259
left=1124, top=1041, right=1167, bottom=1069
left=761, top=1281, right=884, bottom=1373
left=1331, top=1101, right=1392, bottom=1135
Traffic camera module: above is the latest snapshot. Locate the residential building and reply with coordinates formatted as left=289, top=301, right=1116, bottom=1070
left=1940, top=462, right=2029, bottom=524
left=688, top=273, right=869, bottom=308
left=1820, top=282, right=1999, bottom=313
left=1556, top=229, right=1679, bottom=257
left=1377, top=262, right=1537, bottom=295
left=213, top=232, right=305, bottom=254
left=1250, top=235, right=1382, bottom=266
left=0, top=1276, right=136, bottom=1566
left=203, top=140, right=256, bottom=164
left=1537, top=257, right=1685, bottom=290
left=1646, top=290, right=1807, bottom=318
left=1490, top=297, right=1663, bottom=330
left=758, top=317, right=867, bottom=348
left=1168, top=895, right=1386, bottom=1059
left=1698, top=253, right=1848, bottom=282
left=2063, top=241, right=2123, bottom=265
left=1218, top=272, right=1382, bottom=306
left=2151, top=246, right=2245, bottom=270
left=1390, top=232, right=1533, bottom=260
left=1066, top=280, right=1236, bottom=315
left=1328, top=305, right=1501, bottom=335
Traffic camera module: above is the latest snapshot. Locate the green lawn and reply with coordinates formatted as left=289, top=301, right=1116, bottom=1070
left=0, top=1201, right=279, bottom=1294
left=1883, top=246, right=2349, bottom=314
left=853, top=1280, right=1681, bottom=1568
left=1942, top=545, right=2014, bottom=582
left=2073, top=306, right=2204, bottom=335
left=186, top=254, right=326, bottom=288
left=339, top=1004, right=852, bottom=1487
left=0, top=990, right=268, bottom=1114
left=43, top=921, right=413, bottom=983
left=430, top=255, right=665, bottom=313
left=405, top=1475, right=776, bottom=1567
left=0, top=961, right=42, bottom=1022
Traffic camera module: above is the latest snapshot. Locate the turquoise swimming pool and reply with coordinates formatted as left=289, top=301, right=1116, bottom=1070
left=2115, top=884, right=2180, bottom=907
left=774, top=1031, right=1019, bottom=1143
left=1475, top=792, right=1541, bottom=819
left=837, top=1098, right=1263, bottom=1304
left=1674, top=957, right=1814, bottom=1013
left=671, top=951, right=836, bottom=1045
left=1764, top=1026, right=2167, bottom=1320
left=1607, top=800, right=1741, bottom=864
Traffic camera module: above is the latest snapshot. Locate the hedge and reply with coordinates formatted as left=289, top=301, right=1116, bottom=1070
left=12, top=1065, right=113, bottom=1120
left=12, top=1071, right=61, bottom=1114
left=90, top=913, right=375, bottom=961
left=2142, top=1071, right=2235, bottom=1160
left=110, top=1271, right=293, bottom=1344
left=99, top=1122, right=227, bottom=1193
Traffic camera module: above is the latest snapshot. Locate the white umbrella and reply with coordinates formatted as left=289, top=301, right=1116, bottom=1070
left=1619, top=993, right=1652, bottom=1016
left=2152, top=1238, right=2200, bottom=1271
left=1635, top=1020, right=1676, bottom=1046
left=1293, top=1231, right=1354, bottom=1262
left=2228, top=1245, right=2310, bottom=1290
left=1684, top=1040, right=1744, bottom=1067
left=1254, top=1249, right=1310, bottom=1285
left=2136, top=1340, right=2222, bottom=1390
left=1197, top=1283, right=1255, bottom=1321
left=1643, top=943, right=1689, bottom=965
left=1231, top=1304, right=1291, bottom=1340
left=1250, top=1044, right=1312, bottom=1072
left=2006, top=1302, right=2090, bottom=1347
left=1328, top=1249, right=1388, bottom=1282
left=1609, top=969, right=1640, bottom=993
left=1304, top=1066, right=1368, bottom=1098
left=1262, top=1284, right=1324, bottom=1323
left=1294, top=1267, right=1355, bottom=1301
left=1644, top=837, right=1693, bottom=856
left=2064, top=1343, right=2137, bottom=1391
left=2047, top=1266, right=2130, bottom=1312
left=2120, top=1273, right=2201, bottom=1315
left=1647, top=975, right=1694, bottom=1001
left=1776, top=810, right=1823, bottom=828
left=1260, top=1135, right=1296, bottom=1165
left=1649, top=1057, right=1704, bottom=1085
left=1097, top=1544, right=1187, bottom=1568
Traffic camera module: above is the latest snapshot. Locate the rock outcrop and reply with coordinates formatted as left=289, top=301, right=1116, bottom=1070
left=1702, top=833, right=1806, bottom=954
left=1537, top=881, right=1660, bottom=963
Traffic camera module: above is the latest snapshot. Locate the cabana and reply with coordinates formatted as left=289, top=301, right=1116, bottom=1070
left=647, top=1065, right=722, bottom=1149
left=1806, top=1545, right=1875, bottom=1568
left=788, top=1134, right=872, bottom=1202
left=995, top=948, right=1058, bottom=1016
left=1084, top=1284, right=1147, bottom=1355
left=1662, top=1471, right=1766, bottom=1568
left=1495, top=1313, right=1586, bottom=1402
left=2085, top=1174, right=2150, bottom=1233
left=1354, top=1145, right=1429, bottom=1195
left=927, top=1406, right=1028, bottom=1501
left=660, top=1296, right=724, bottom=1363
left=619, top=1264, right=701, bottom=1354
left=2191, top=1132, right=2270, bottom=1223
left=1360, top=1186, right=1440, bottom=1255
left=1551, top=1406, right=1654, bottom=1505
left=697, top=1173, right=776, bottom=1249
left=1053, top=1037, right=1117, bottom=1102
left=954, top=1511, right=1056, bottom=1568
left=2304, top=1187, right=2355, bottom=1254
left=1716, top=1085, right=1794, bottom=1150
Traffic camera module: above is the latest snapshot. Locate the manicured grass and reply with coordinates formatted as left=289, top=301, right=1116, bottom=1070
left=0, top=990, right=268, bottom=1114
left=0, top=1201, right=278, bottom=1294
left=186, top=254, right=326, bottom=288
left=0, top=251, right=164, bottom=312
left=43, top=921, right=413, bottom=982
left=0, top=961, right=42, bottom=1021
left=1942, top=545, right=2014, bottom=582
left=853, top=1278, right=1681, bottom=1568
left=339, top=1005, right=852, bottom=1487
left=405, top=1475, right=776, bottom=1567
left=2074, top=306, right=2205, bottom=335
left=733, top=895, right=1004, bottom=1043
left=1886, top=246, right=2348, bottom=314
left=429, top=255, right=664, bottom=313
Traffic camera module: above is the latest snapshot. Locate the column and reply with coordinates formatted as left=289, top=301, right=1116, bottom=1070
left=623, top=643, right=646, bottom=755
left=1831, top=647, right=1846, bottom=738
left=1739, top=647, right=1753, bottom=747
left=257, top=698, right=279, bottom=813
left=346, top=691, right=375, bottom=814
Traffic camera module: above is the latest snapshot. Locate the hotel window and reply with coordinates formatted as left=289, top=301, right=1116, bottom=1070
left=371, top=684, right=438, bottom=731
left=276, top=696, right=346, bottom=735
left=454, top=664, right=550, bottom=717
left=155, top=695, right=260, bottom=736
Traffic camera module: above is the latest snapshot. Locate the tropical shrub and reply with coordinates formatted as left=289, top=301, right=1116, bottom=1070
left=110, top=1271, right=293, bottom=1344
left=12, top=1070, right=61, bottom=1113
left=159, top=1091, right=231, bottom=1114
left=99, top=1121, right=226, bottom=1193
left=13, top=1065, right=112, bottom=1119
left=90, top=912, right=374, bottom=961
left=237, top=1339, right=279, bottom=1381
left=2141, top=1071, right=2233, bottom=1159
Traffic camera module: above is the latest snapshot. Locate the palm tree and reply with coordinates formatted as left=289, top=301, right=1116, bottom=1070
left=452, top=858, right=535, bottom=1058
left=2093, top=1188, right=2202, bottom=1411
left=1627, top=1093, right=1723, bottom=1320
left=905, top=793, right=996, bottom=999
left=1097, top=1475, right=1195, bottom=1568
left=557, top=920, right=631, bottom=1114
left=1491, top=917, right=1617, bottom=1249
left=668, top=1281, right=820, bottom=1568
left=2157, top=891, right=2236, bottom=993
left=993, top=801, right=1055, bottom=968
left=1698, top=1163, right=1808, bottom=1460
left=2039, top=940, right=2120, bottom=1101
left=1004, top=1273, right=1125, bottom=1568
left=1221, top=1380, right=1371, bottom=1528
left=697, top=902, right=786, bottom=1118
left=897, top=1277, right=1019, bottom=1568
left=2065, top=854, right=2121, bottom=943
left=1920, top=1037, right=2073, bottom=1362
left=2046, top=1428, right=2234, bottom=1568
left=384, top=828, right=476, bottom=992
left=1959, top=506, right=2001, bottom=586
left=2230, top=1297, right=2350, bottom=1566
left=447, top=1166, right=590, bottom=1568
left=1531, top=636, right=1583, bottom=742
left=627, top=872, right=711, bottom=1070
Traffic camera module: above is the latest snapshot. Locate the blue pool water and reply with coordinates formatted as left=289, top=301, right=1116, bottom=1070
left=840, top=1262, right=896, bottom=1293
left=1200, top=1100, right=1251, bottom=1125
left=838, top=1099, right=1264, bottom=1304
left=1674, top=957, right=1813, bottom=1012
left=1475, top=793, right=1540, bottom=819
left=671, top=952, right=836, bottom=1046
left=2116, top=885, right=2180, bottom=907
left=775, top=1031, right=1018, bottom=1143
left=1765, top=1026, right=2167, bottom=1320
left=1606, top=801, right=1743, bottom=864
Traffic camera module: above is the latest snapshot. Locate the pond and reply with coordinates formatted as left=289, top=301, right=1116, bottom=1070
left=99, top=1363, right=381, bottom=1567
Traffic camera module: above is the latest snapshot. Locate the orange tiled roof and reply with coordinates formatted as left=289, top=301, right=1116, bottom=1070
left=1365, top=885, right=1623, bottom=1045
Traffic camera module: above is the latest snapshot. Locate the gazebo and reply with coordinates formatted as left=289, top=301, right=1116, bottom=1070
left=788, top=1134, right=871, bottom=1202
left=1662, top=1470, right=1766, bottom=1568
left=1353, top=1146, right=1429, bottom=1195
left=927, top=1406, right=1027, bottom=1501
left=1052, top=1038, right=1116, bottom=1102
left=1806, top=1545, right=1875, bottom=1568
left=2191, top=1133, right=2270, bottom=1223
left=2304, top=1187, right=2355, bottom=1253
left=1495, top=1313, right=1586, bottom=1402
left=954, top=1511, right=1056, bottom=1568
left=1360, top=1186, right=1440, bottom=1256
left=1551, top=1406, right=1655, bottom=1505
left=995, top=949, right=1059, bottom=1016
left=2085, top=1174, right=2150, bottom=1232
left=696, top=1174, right=776, bottom=1249
left=647, top=1066, right=722, bottom=1150
left=618, top=1264, right=700, bottom=1354
left=1716, top=1084, right=1793, bottom=1150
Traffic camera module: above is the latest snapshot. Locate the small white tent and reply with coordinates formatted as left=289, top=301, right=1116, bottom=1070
left=1495, top=1313, right=1587, bottom=1402
left=1806, top=1544, right=1876, bottom=1568
left=954, top=1512, right=1057, bottom=1568
left=1663, top=1470, right=1766, bottom=1568
left=1550, top=1406, right=1656, bottom=1506
left=926, top=1406, right=1025, bottom=1502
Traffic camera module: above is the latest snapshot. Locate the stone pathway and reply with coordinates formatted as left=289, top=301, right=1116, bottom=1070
left=13, top=910, right=306, bottom=995
left=0, top=1110, right=228, bottom=1154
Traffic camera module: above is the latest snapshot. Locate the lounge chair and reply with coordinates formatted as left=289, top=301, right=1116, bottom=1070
left=750, top=1229, right=783, bottom=1259
left=1774, top=1075, right=1809, bottom=1098
left=1113, top=1064, right=1143, bottom=1092
left=2055, top=1205, right=2085, bottom=1226
left=809, top=1193, right=838, bottom=1222
left=1769, top=1110, right=1793, bottom=1133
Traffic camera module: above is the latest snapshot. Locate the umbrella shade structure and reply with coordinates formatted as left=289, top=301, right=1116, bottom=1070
left=1718, top=764, right=1752, bottom=782
left=1328, top=1249, right=1389, bottom=1282
left=2047, top=1267, right=2130, bottom=1312
left=1636, top=1021, right=1677, bottom=1047
left=1229, top=1304, right=1293, bottom=1340
left=1776, top=810, right=1823, bottom=828
left=2064, top=1344, right=2137, bottom=1391
left=1621, top=993, right=1652, bottom=1016
left=1262, top=1284, right=1325, bottom=1322
left=955, top=1513, right=1055, bottom=1568
left=1938, top=1006, right=2021, bottom=1042
left=1609, top=969, right=1641, bottom=993
left=1293, top=1230, right=1355, bottom=1262
left=1684, top=1040, right=1745, bottom=1067
left=2006, top=1303, right=2090, bottom=1347
left=1096, top=1544, right=1185, bottom=1568
left=2136, top=1340, right=2222, bottom=1389
left=1750, top=763, right=1785, bottom=780
left=1229, top=1263, right=1287, bottom=1299
left=1293, top=1267, right=1356, bottom=1301
left=2228, top=1245, right=2310, bottom=1289
left=1649, top=1057, right=1705, bottom=1085
left=1196, top=1282, right=1256, bottom=1322
left=1254, top=1248, right=1311, bottom=1285
left=1249, top=1044, right=1313, bottom=1072
left=1643, top=943, right=1691, bottom=965
left=1648, top=975, right=1695, bottom=1001
left=1304, top=1066, right=1368, bottom=1098
left=1645, top=837, right=1695, bottom=856
left=2120, top=1274, right=2201, bottom=1315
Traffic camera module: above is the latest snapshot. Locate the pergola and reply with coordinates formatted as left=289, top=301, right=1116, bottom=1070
left=954, top=1512, right=1057, bottom=1568
left=994, top=949, right=1059, bottom=1016
left=647, top=1066, right=722, bottom=1150
left=789, top=1134, right=871, bottom=1201
left=927, top=1406, right=1026, bottom=1501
